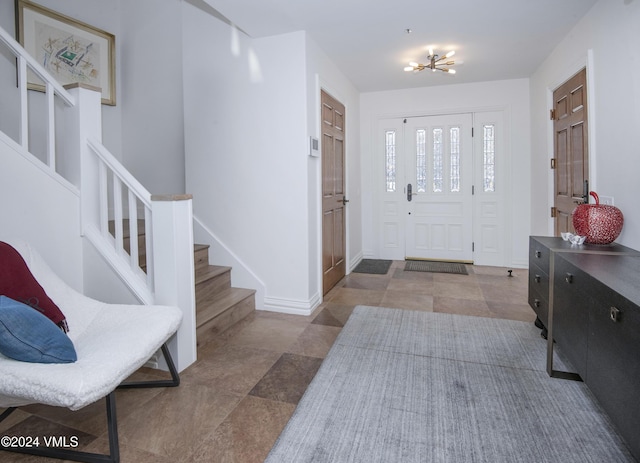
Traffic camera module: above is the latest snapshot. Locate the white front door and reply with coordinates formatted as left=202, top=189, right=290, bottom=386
left=404, top=114, right=473, bottom=261
left=378, top=113, right=475, bottom=262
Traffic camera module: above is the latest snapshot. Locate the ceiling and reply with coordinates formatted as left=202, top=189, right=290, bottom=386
left=200, top=0, right=599, bottom=93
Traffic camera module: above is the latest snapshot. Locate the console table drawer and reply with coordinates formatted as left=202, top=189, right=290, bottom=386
left=528, top=264, right=549, bottom=302
left=529, top=239, right=550, bottom=273
left=527, top=289, right=548, bottom=326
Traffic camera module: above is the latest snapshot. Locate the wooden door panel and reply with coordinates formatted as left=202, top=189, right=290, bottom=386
left=322, top=91, right=346, bottom=294
left=335, top=139, right=344, bottom=196
left=571, top=122, right=586, bottom=196
left=556, top=129, right=569, bottom=196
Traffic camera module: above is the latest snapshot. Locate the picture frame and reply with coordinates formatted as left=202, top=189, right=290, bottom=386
left=15, top=0, right=116, bottom=105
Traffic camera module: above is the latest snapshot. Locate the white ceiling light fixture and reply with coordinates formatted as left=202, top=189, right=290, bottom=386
left=404, top=48, right=457, bottom=74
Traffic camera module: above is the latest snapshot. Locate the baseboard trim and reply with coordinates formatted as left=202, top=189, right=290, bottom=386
left=261, top=292, right=322, bottom=316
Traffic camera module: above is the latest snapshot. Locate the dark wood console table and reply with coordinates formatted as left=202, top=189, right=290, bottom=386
left=528, top=236, right=640, bottom=460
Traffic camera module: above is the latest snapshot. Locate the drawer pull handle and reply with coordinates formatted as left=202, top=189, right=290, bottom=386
left=610, top=306, right=621, bottom=323
left=534, top=275, right=541, bottom=283
left=535, top=251, right=542, bottom=258
left=534, top=299, right=541, bottom=308
left=565, top=273, right=573, bottom=284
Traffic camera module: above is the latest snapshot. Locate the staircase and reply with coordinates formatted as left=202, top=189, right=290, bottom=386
left=118, top=220, right=256, bottom=348
left=193, top=243, right=255, bottom=347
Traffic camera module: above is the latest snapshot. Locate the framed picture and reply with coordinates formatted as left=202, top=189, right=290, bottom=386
left=15, top=0, right=116, bottom=105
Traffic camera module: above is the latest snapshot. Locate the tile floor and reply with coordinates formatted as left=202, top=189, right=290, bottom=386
left=0, top=261, right=534, bottom=462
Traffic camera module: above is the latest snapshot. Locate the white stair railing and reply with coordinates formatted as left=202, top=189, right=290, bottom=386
left=85, top=136, right=155, bottom=302
left=0, top=26, right=75, bottom=171
left=0, top=25, right=197, bottom=371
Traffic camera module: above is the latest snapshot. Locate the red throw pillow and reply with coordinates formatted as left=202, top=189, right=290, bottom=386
left=0, top=242, right=69, bottom=332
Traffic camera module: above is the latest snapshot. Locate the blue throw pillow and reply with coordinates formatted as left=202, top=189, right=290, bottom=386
left=0, top=295, right=77, bottom=363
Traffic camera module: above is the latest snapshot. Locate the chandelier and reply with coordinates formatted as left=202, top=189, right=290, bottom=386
left=404, top=49, right=457, bottom=74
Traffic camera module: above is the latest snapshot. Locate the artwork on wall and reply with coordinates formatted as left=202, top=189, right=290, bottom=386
left=15, top=0, right=116, bottom=105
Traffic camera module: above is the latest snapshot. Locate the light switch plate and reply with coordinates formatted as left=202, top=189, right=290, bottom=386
left=309, top=137, right=319, bottom=157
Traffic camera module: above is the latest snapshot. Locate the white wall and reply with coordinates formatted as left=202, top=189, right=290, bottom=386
left=361, top=79, right=531, bottom=267
left=119, top=0, right=185, bottom=195
left=530, top=0, right=640, bottom=250
left=182, top=4, right=312, bottom=312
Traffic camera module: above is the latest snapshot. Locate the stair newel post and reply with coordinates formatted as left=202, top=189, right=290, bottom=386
left=62, top=84, right=103, bottom=233
left=151, top=194, right=198, bottom=372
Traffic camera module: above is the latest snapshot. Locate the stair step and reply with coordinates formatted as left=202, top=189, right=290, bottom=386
left=196, top=287, right=256, bottom=347
left=195, top=265, right=232, bottom=301
left=194, top=244, right=210, bottom=272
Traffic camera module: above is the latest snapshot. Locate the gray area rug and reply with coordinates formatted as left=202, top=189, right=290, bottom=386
left=405, top=260, right=468, bottom=275
left=353, top=259, right=392, bottom=275
left=266, top=306, right=634, bottom=463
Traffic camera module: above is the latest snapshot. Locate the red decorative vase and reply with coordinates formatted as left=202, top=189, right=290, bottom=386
left=572, top=191, right=624, bottom=244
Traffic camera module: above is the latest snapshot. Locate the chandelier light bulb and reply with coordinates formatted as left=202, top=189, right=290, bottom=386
left=445, top=50, right=455, bottom=58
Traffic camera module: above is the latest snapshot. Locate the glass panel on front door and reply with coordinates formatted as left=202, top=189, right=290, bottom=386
left=385, top=130, right=396, bottom=192
left=450, top=127, right=461, bottom=192
left=483, top=124, right=496, bottom=192
left=415, top=126, right=462, bottom=194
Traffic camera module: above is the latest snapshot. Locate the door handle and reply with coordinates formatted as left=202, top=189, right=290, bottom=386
left=337, top=195, right=349, bottom=206
left=407, top=183, right=413, bottom=202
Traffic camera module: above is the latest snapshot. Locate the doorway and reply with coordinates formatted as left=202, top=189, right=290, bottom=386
left=377, top=111, right=506, bottom=265
left=321, top=90, right=347, bottom=294
left=553, top=68, right=589, bottom=235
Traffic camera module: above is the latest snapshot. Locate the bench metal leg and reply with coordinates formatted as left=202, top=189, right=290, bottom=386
left=1, top=392, right=119, bottom=463
left=118, top=343, right=180, bottom=389
left=0, top=342, right=179, bottom=462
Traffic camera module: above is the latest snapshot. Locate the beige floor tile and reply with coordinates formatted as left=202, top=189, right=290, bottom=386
left=326, top=287, right=386, bottom=306
left=433, top=281, right=485, bottom=300
left=386, top=277, right=434, bottom=294
left=181, top=344, right=282, bottom=395
left=189, top=396, right=295, bottom=463
left=226, top=314, right=308, bottom=352
left=116, top=384, right=243, bottom=460
left=380, top=290, right=434, bottom=311
left=286, top=324, right=342, bottom=358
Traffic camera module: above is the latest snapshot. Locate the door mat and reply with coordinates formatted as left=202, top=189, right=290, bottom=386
left=404, top=260, right=468, bottom=275
left=353, top=259, right=392, bottom=275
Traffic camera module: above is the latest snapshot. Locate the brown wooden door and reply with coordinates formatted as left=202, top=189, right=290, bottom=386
left=553, top=68, right=589, bottom=235
left=322, top=90, right=346, bottom=294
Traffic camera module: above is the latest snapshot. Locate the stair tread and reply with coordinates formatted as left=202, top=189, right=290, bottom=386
left=197, top=287, right=256, bottom=326
left=195, top=264, right=231, bottom=285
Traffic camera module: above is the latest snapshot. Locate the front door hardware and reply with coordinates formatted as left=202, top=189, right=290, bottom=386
left=407, top=183, right=413, bottom=202
left=337, top=195, right=349, bottom=206
left=610, top=306, right=621, bottom=323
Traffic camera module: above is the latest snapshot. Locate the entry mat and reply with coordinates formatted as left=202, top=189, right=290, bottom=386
left=352, top=259, right=392, bottom=275
left=404, top=260, right=468, bottom=275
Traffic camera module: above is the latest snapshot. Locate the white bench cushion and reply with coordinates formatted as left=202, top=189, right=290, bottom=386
left=0, top=241, right=182, bottom=410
